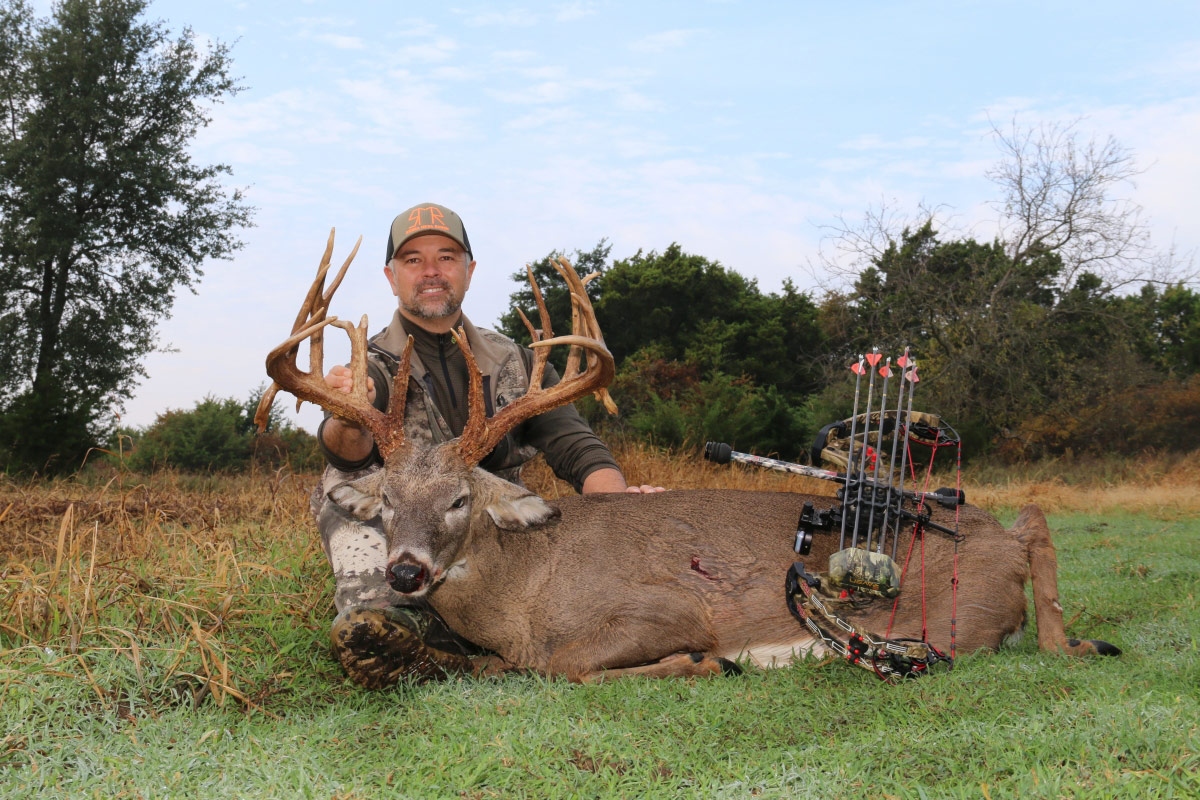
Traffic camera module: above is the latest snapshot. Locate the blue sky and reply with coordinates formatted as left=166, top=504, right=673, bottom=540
left=89, top=0, right=1199, bottom=431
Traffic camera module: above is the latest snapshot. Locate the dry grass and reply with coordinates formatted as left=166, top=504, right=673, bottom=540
left=0, top=466, right=327, bottom=714
left=526, top=438, right=1200, bottom=516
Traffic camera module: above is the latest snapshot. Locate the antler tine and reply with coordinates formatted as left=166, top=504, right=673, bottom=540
left=554, top=259, right=618, bottom=413
left=253, top=384, right=281, bottom=432
left=455, top=257, right=617, bottom=467
left=525, top=263, right=554, bottom=392
left=263, top=232, right=409, bottom=458
left=308, top=236, right=363, bottom=398
left=516, top=308, right=540, bottom=342
left=291, top=228, right=337, bottom=332
left=379, top=335, right=416, bottom=459
left=254, top=232, right=364, bottom=431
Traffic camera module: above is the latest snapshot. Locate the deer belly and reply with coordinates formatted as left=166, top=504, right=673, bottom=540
left=719, top=637, right=829, bottom=669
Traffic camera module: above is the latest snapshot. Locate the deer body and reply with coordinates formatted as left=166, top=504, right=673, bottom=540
left=329, top=460, right=1068, bottom=682
left=433, top=490, right=1029, bottom=675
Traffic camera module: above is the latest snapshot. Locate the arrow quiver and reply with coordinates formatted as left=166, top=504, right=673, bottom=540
left=704, top=347, right=964, bottom=680
left=811, top=409, right=951, bottom=472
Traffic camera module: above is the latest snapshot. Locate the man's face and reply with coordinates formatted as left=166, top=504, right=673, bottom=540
left=384, top=234, right=476, bottom=327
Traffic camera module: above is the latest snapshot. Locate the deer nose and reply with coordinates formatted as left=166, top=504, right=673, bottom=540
left=388, top=562, right=427, bottom=594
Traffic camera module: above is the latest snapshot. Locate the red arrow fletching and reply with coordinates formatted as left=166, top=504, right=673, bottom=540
left=865, top=352, right=882, bottom=366
left=850, top=362, right=866, bottom=375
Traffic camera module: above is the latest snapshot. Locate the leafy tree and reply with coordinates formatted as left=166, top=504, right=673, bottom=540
left=0, top=0, right=251, bottom=473
left=595, top=244, right=825, bottom=397
left=130, top=396, right=251, bottom=472
left=606, top=350, right=815, bottom=458
left=816, top=121, right=1194, bottom=456
left=823, top=222, right=1168, bottom=453
left=1123, top=283, right=1200, bottom=376
left=501, top=241, right=826, bottom=401
left=500, top=240, right=827, bottom=456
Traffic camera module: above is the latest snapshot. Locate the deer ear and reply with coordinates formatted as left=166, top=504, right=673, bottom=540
left=486, top=494, right=560, bottom=530
left=328, top=472, right=384, bottom=520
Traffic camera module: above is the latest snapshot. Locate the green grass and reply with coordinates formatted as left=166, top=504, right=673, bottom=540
left=2, top=508, right=1197, bottom=799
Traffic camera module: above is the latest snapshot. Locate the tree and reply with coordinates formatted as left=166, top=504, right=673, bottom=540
left=0, top=0, right=251, bottom=472
left=816, top=120, right=1191, bottom=455
left=987, top=120, right=1159, bottom=290
left=831, top=223, right=1136, bottom=437
left=595, top=244, right=825, bottom=399
left=1123, top=283, right=1200, bottom=376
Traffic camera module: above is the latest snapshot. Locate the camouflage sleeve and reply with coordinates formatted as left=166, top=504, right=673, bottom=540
left=316, top=358, right=390, bottom=472
left=517, top=359, right=621, bottom=493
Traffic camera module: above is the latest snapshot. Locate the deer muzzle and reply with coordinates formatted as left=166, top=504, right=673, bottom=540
left=388, top=561, right=428, bottom=594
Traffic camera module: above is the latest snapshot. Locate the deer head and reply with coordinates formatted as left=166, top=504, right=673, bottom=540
left=259, top=230, right=616, bottom=596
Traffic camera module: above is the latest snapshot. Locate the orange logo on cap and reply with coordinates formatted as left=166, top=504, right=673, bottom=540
left=406, top=206, right=449, bottom=235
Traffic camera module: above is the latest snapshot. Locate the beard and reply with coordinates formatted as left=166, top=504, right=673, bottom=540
left=400, top=280, right=465, bottom=321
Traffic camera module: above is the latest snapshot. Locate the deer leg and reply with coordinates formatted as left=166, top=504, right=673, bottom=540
left=576, top=652, right=742, bottom=683
left=543, top=603, right=740, bottom=683
left=468, top=655, right=526, bottom=679
left=1011, top=504, right=1120, bottom=657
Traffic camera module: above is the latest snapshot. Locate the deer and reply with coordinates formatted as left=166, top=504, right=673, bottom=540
left=258, top=232, right=1119, bottom=683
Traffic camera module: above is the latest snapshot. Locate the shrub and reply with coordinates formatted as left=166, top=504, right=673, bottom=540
left=123, top=390, right=321, bottom=473
left=595, top=351, right=816, bottom=459
left=1000, top=375, right=1200, bottom=459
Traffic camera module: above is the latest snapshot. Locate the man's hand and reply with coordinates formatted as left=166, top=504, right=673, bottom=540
left=319, top=366, right=377, bottom=463
left=325, top=365, right=376, bottom=404
left=624, top=484, right=666, bottom=494
left=582, top=467, right=666, bottom=494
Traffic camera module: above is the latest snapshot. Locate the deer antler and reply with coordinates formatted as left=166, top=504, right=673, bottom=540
left=456, top=257, right=617, bottom=467
left=258, top=229, right=415, bottom=460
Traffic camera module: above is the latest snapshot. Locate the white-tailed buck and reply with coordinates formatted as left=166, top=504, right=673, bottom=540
left=260, top=232, right=1118, bottom=683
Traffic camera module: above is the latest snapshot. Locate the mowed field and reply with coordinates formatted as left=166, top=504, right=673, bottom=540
left=1, top=444, right=1197, bottom=799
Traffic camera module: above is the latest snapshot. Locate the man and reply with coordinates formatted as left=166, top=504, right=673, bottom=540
left=317, top=202, right=658, bottom=688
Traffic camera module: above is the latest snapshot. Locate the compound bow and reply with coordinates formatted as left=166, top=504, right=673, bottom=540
left=704, top=347, right=964, bottom=681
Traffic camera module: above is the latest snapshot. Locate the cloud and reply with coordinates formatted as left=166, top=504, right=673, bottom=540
left=841, top=134, right=935, bottom=151
left=461, top=9, right=540, bottom=27
left=554, top=1, right=597, bottom=21
left=389, top=36, right=460, bottom=63
left=629, top=28, right=702, bottom=53
left=492, top=49, right=538, bottom=63
left=308, top=33, right=365, bottom=50
left=337, top=77, right=477, bottom=140
left=490, top=80, right=572, bottom=105
left=432, top=65, right=479, bottom=81
left=1120, top=41, right=1200, bottom=82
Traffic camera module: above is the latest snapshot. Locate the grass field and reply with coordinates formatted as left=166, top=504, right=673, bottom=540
left=1, top=445, right=1197, bottom=799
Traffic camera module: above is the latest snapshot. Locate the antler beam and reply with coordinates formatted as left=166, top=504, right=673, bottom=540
left=456, top=257, right=617, bottom=467
left=258, top=229, right=414, bottom=460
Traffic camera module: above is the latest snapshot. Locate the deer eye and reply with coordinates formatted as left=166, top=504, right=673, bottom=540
left=450, top=496, right=467, bottom=510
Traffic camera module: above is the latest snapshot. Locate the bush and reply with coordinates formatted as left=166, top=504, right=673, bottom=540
left=122, top=391, right=321, bottom=473
left=593, top=351, right=816, bottom=459
left=999, top=375, right=1200, bottom=459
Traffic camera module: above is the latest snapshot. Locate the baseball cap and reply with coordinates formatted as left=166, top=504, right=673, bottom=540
left=386, top=203, right=473, bottom=263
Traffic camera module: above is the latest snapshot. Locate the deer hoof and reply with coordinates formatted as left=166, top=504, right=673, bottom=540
left=716, top=657, right=743, bottom=676
left=1068, top=637, right=1122, bottom=657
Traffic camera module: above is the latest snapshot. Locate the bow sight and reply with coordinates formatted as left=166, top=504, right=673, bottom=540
left=703, top=347, right=964, bottom=679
